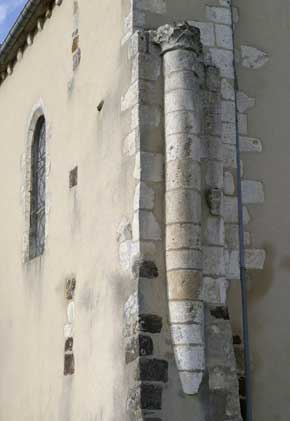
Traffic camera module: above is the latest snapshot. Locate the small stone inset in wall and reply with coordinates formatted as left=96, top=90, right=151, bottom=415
left=69, top=166, right=78, bottom=188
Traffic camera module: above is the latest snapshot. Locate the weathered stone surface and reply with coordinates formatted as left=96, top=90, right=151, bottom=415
left=165, top=70, right=200, bottom=93
left=135, top=0, right=166, bottom=14
left=140, top=384, right=162, bottom=410
left=166, top=159, right=201, bottom=191
left=206, top=217, right=225, bottom=246
left=202, top=277, right=228, bottom=305
left=206, top=161, right=224, bottom=189
left=138, top=358, right=168, bottom=382
left=215, top=24, right=233, bottom=50
left=139, top=314, right=162, bottom=333
left=119, top=240, right=139, bottom=272
left=169, top=300, right=204, bottom=324
left=240, top=136, right=262, bottom=152
left=224, top=171, right=235, bottom=195
left=237, top=91, right=255, bottom=113
left=171, top=324, right=203, bottom=345
left=123, top=130, right=138, bottom=156
left=222, top=100, right=235, bottom=123
left=166, top=133, right=201, bottom=162
left=223, top=144, right=237, bottom=168
left=225, top=249, right=240, bottom=279
left=245, top=249, right=266, bottom=270
left=222, top=122, right=236, bottom=144
left=166, top=110, right=200, bottom=136
left=134, top=152, right=163, bottom=182
left=154, top=22, right=202, bottom=56
left=166, top=223, right=201, bottom=250
left=188, top=21, right=215, bottom=47
left=206, top=188, right=223, bottom=216
left=167, top=270, right=202, bottom=300
left=126, top=335, right=154, bottom=364
left=241, top=180, right=264, bottom=204
left=165, top=89, right=199, bottom=113
left=210, top=48, right=234, bottom=79
left=224, top=196, right=238, bottom=223
left=117, top=217, right=132, bottom=243
left=166, top=189, right=201, bottom=224
left=180, top=372, right=204, bottom=395
left=134, top=182, right=155, bottom=211
left=175, top=344, right=205, bottom=370
left=206, top=6, right=232, bottom=24
left=238, top=113, right=248, bottom=136
left=133, top=211, right=161, bottom=241
left=133, top=260, right=159, bottom=279
left=221, top=79, right=235, bottom=100
left=166, top=249, right=202, bottom=271
left=64, top=353, right=75, bottom=376
left=203, top=246, right=225, bottom=276
left=205, top=65, right=220, bottom=92
left=209, top=366, right=237, bottom=391
left=241, top=45, right=269, bottom=69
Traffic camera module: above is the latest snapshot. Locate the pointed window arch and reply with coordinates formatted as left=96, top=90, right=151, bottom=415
left=29, top=115, right=46, bottom=259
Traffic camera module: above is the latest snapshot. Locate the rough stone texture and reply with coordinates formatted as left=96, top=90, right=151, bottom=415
left=237, top=91, right=255, bottom=113
left=203, top=246, right=225, bottom=276
left=166, top=249, right=202, bottom=271
left=134, top=152, right=163, bottom=182
left=174, top=345, right=205, bottom=370
left=215, top=24, right=233, bottom=50
left=210, top=48, right=234, bottom=79
left=138, top=358, right=168, bottom=382
left=241, top=45, right=269, bottom=69
left=245, top=249, right=266, bottom=270
left=240, top=136, right=262, bottom=152
left=221, top=79, right=235, bottom=100
left=133, top=210, right=161, bottom=241
left=166, top=223, right=201, bottom=250
left=206, top=6, right=232, bottom=25
left=166, top=189, right=201, bottom=224
left=206, top=217, right=225, bottom=246
left=179, top=372, right=204, bottom=395
left=134, top=182, right=155, bottom=210
left=169, top=301, right=204, bottom=324
left=171, top=324, right=204, bottom=345
left=202, top=277, right=228, bottom=305
left=139, top=314, right=162, bottom=334
left=241, top=180, right=264, bottom=204
left=167, top=270, right=202, bottom=300
left=224, top=171, right=235, bottom=195
left=188, top=21, right=215, bottom=47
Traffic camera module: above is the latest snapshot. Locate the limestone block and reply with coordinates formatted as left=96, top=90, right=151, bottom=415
left=245, top=249, right=266, bottom=270
left=121, top=81, right=138, bottom=112
left=164, top=49, right=200, bottom=74
left=175, top=345, right=205, bottom=371
left=223, top=144, right=237, bottom=168
left=166, top=223, right=201, bottom=250
left=135, top=0, right=166, bottom=14
left=64, top=323, right=74, bottom=339
left=243, top=206, right=251, bottom=224
left=242, top=180, right=264, bottom=204
left=222, top=122, right=236, bottom=144
left=238, top=114, right=248, bottom=136
left=202, top=277, right=228, bottom=305
left=209, top=366, right=237, bottom=391
left=219, top=0, right=231, bottom=6
left=240, top=137, right=262, bottom=153
left=123, top=130, right=138, bottom=156
left=67, top=302, right=75, bottom=323
left=119, top=240, right=139, bottom=271
left=171, top=324, right=204, bottom=345
left=188, top=21, right=215, bottom=47
left=225, top=225, right=240, bottom=249
left=224, top=196, right=238, bottom=223
left=225, top=250, right=240, bottom=279
left=166, top=189, right=201, bottom=224
left=241, top=45, right=269, bottom=69
left=169, top=300, right=204, bottom=324
left=167, top=160, right=201, bottom=191
left=206, top=6, right=232, bottom=25
left=221, top=79, right=235, bottom=101
left=206, top=217, right=225, bottom=246
left=165, top=89, right=199, bottom=113
left=166, top=110, right=200, bottom=136
left=222, top=100, right=236, bottom=123
left=134, top=152, right=163, bottom=182
left=215, top=24, right=233, bottom=50
left=166, top=249, right=202, bottom=271
left=167, top=270, right=202, bottom=300
left=203, top=246, right=225, bottom=276
left=134, top=182, right=155, bottom=210
left=165, top=69, right=200, bottom=93
left=206, top=161, right=224, bottom=189
left=237, top=91, right=255, bottom=113
left=117, top=217, right=132, bottom=243
left=180, top=372, right=203, bottom=395
left=133, top=211, right=161, bottom=241
left=210, top=48, right=234, bottom=79
left=138, top=53, right=161, bottom=81
left=208, top=136, right=223, bottom=161
left=224, top=171, right=235, bottom=195
left=166, top=133, right=201, bottom=162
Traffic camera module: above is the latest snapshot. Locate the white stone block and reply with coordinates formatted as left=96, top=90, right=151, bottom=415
left=245, top=249, right=266, bottom=270
left=238, top=114, right=248, bottom=136
left=166, top=189, right=201, bottom=224
left=188, top=21, right=215, bottom=47
left=222, top=100, right=236, bottom=123
left=237, top=91, right=255, bottom=113
left=123, top=130, right=138, bottom=156
left=180, top=372, right=203, bottom=395
left=134, top=182, right=155, bottom=210
left=210, top=48, right=234, bottom=79
left=134, top=152, right=163, bottom=182
left=117, top=217, right=132, bottom=243
left=206, top=6, right=232, bottom=24
left=133, top=210, right=161, bottom=241
left=203, top=246, right=225, bottom=276
left=243, top=206, right=251, bottom=224
left=202, top=277, right=228, bottom=305
left=64, top=323, right=74, bottom=339
left=221, top=79, right=235, bottom=100
left=169, top=301, right=204, bottom=324
left=240, top=137, right=262, bottom=153
left=224, top=196, right=238, bottom=223
left=166, top=133, right=201, bottom=162
left=121, top=81, right=138, bottom=112
left=166, top=223, right=201, bottom=250
left=167, top=160, right=201, bottom=191
left=223, top=144, right=237, bottom=168
left=242, top=180, right=264, bottom=204
left=175, top=345, right=205, bottom=371
left=171, top=324, right=203, bottom=345
left=67, top=302, right=75, bottom=323
left=135, top=0, right=166, bottom=14
left=166, top=110, right=200, bottom=136
left=206, top=217, right=225, bottom=246
left=224, top=171, right=235, bottom=195
left=206, top=161, right=224, bottom=189
left=166, top=249, right=202, bottom=271
left=215, top=24, right=233, bottom=50
left=241, top=45, right=269, bottom=69
left=222, top=122, right=236, bottom=144
left=225, top=250, right=240, bottom=279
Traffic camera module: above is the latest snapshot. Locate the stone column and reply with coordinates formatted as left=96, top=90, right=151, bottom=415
left=154, top=23, right=205, bottom=395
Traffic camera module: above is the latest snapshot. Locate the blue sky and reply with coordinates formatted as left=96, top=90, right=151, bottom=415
left=0, top=0, right=27, bottom=43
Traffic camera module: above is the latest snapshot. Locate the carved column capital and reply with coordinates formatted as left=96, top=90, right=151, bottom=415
left=153, top=22, right=202, bottom=55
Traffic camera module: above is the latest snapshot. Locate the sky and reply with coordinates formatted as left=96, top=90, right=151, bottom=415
left=0, top=0, right=27, bottom=43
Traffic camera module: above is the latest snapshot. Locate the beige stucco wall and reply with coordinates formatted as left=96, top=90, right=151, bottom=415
left=0, top=1, right=133, bottom=420
left=229, top=1, right=290, bottom=420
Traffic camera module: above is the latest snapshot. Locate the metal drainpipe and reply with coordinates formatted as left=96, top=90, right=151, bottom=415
left=230, top=2, right=253, bottom=421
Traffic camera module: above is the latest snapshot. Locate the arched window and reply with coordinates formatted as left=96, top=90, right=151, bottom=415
left=29, top=116, right=46, bottom=259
